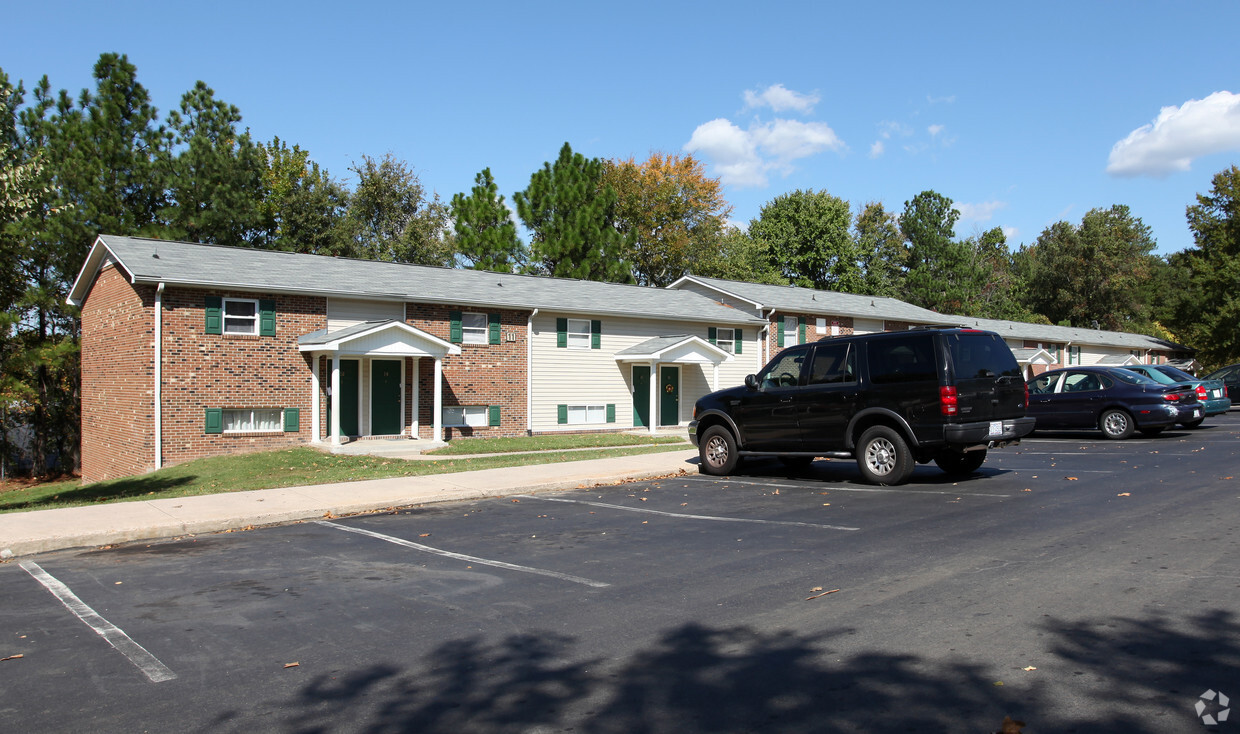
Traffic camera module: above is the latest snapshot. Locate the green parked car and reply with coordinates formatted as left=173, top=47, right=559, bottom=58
left=1123, top=364, right=1231, bottom=427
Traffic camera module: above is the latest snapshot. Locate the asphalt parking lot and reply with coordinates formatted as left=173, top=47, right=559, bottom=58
left=3, top=414, right=1240, bottom=733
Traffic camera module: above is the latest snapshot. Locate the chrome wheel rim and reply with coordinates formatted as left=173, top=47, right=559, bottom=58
left=1103, top=412, right=1128, bottom=436
left=865, top=437, right=897, bottom=476
left=705, top=435, right=729, bottom=467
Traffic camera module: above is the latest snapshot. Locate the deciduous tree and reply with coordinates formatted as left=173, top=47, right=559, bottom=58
left=853, top=202, right=905, bottom=297
left=346, top=153, right=451, bottom=265
left=899, top=190, right=983, bottom=313
left=750, top=189, right=861, bottom=292
left=258, top=136, right=352, bottom=256
left=604, top=153, right=730, bottom=287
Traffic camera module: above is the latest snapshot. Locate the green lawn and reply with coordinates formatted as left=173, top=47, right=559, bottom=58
left=0, top=435, right=690, bottom=514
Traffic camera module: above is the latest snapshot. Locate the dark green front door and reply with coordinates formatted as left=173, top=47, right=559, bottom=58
left=371, top=359, right=402, bottom=436
left=336, top=359, right=360, bottom=436
left=660, top=366, right=680, bottom=426
left=632, top=365, right=651, bottom=427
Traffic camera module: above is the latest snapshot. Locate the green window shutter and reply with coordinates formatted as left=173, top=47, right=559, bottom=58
left=449, top=311, right=463, bottom=343
left=488, top=313, right=501, bottom=345
left=708, top=327, right=717, bottom=345
left=283, top=407, right=300, bottom=432
left=799, top=316, right=807, bottom=343
left=205, top=296, right=223, bottom=335
left=591, top=320, right=602, bottom=349
left=556, top=318, right=568, bottom=348
left=606, top=403, right=616, bottom=423
left=488, top=405, right=501, bottom=427
left=557, top=404, right=568, bottom=424
left=205, top=408, right=223, bottom=434
left=776, top=320, right=785, bottom=348
left=259, top=299, right=276, bottom=336
left=735, top=328, right=743, bottom=354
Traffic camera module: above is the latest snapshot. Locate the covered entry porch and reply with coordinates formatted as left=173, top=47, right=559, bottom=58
left=616, top=335, right=734, bottom=435
left=299, top=320, right=461, bottom=445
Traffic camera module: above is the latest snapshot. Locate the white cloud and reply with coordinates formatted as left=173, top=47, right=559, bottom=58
left=870, top=140, right=885, bottom=158
left=743, top=83, right=819, bottom=114
left=685, top=117, right=845, bottom=188
left=928, top=124, right=945, bottom=137
left=956, top=200, right=1008, bottom=223
left=1107, top=91, right=1240, bottom=177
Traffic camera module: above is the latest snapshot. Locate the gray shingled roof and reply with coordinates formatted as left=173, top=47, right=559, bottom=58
left=942, top=313, right=1186, bottom=353
left=72, top=236, right=764, bottom=326
left=676, top=275, right=948, bottom=323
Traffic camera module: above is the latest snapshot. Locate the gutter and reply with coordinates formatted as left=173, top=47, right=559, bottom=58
left=527, top=308, right=538, bottom=435
left=154, top=282, right=165, bottom=470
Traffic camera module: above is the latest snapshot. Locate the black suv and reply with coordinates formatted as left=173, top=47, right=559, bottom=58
left=688, top=328, right=1036, bottom=485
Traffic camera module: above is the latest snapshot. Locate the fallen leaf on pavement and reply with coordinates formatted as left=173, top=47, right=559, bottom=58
left=1117, top=492, right=1131, bottom=497
left=284, top=662, right=299, bottom=668
left=2, top=654, right=24, bottom=662
left=805, top=589, right=840, bottom=600
left=1022, top=666, right=1037, bottom=671
left=996, top=716, right=1025, bottom=733
left=1066, top=477, right=1079, bottom=481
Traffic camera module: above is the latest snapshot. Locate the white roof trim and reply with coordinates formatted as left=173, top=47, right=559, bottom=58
left=614, top=335, right=735, bottom=365
left=667, top=275, right=766, bottom=310
left=299, top=321, right=461, bottom=357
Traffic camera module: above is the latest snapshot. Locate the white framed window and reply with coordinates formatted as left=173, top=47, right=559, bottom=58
left=567, top=318, right=592, bottom=350
left=223, top=408, right=282, bottom=432
left=567, top=404, right=608, bottom=424
left=716, top=327, right=735, bottom=353
left=443, top=405, right=488, bottom=427
left=783, top=315, right=800, bottom=345
left=461, top=312, right=488, bottom=345
left=223, top=298, right=259, bottom=335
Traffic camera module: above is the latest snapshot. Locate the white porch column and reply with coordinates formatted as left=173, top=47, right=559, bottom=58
left=648, top=361, right=658, bottom=436
left=410, top=358, right=420, bottom=438
left=310, top=353, right=322, bottom=443
left=331, top=353, right=342, bottom=446
left=433, top=357, right=444, bottom=442
left=712, top=363, right=720, bottom=391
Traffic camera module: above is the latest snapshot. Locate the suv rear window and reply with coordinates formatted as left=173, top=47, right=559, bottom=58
left=868, top=334, right=936, bottom=384
left=948, top=332, right=1022, bottom=379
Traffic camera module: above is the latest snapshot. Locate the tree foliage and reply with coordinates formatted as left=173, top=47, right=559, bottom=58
left=258, top=136, right=352, bottom=256
left=514, top=142, right=632, bottom=283
left=1018, top=205, right=1158, bottom=330
left=346, top=153, right=451, bottom=265
left=899, top=190, right=985, bottom=313
left=852, top=202, right=905, bottom=297
left=1164, top=165, right=1240, bottom=368
left=450, top=167, right=525, bottom=272
left=604, top=153, right=730, bottom=287
left=748, top=189, right=861, bottom=292
left=692, top=227, right=786, bottom=285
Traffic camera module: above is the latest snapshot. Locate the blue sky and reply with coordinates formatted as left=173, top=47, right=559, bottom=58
left=5, top=1, right=1239, bottom=256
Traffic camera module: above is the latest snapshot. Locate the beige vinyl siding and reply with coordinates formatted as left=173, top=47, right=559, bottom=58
left=327, top=297, right=405, bottom=330
left=853, top=317, right=884, bottom=335
left=529, top=313, right=762, bottom=432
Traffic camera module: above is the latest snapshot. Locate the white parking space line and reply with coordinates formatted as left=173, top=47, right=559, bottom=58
left=19, top=561, right=176, bottom=683
left=680, top=477, right=1011, bottom=498
left=314, top=520, right=610, bottom=588
left=520, top=495, right=859, bottom=530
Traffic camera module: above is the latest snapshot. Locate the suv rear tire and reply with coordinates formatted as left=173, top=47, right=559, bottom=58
left=856, top=426, right=914, bottom=486
left=934, top=448, right=987, bottom=476
left=698, top=425, right=740, bottom=476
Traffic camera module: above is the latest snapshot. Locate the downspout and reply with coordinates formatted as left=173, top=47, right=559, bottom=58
left=154, top=282, right=165, bottom=470
left=527, top=308, right=539, bottom=435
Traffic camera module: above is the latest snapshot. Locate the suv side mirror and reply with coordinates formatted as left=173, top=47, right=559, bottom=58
left=744, top=374, right=759, bottom=390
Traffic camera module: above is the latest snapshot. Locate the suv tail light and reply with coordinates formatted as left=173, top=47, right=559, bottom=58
left=1196, top=385, right=1208, bottom=401
left=940, top=386, right=958, bottom=416
left=1023, top=382, right=1029, bottom=409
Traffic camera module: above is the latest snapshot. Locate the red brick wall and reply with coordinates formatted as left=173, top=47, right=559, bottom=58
left=764, top=313, right=855, bottom=357
left=158, top=288, right=327, bottom=467
left=405, top=304, right=530, bottom=439
left=80, top=265, right=155, bottom=483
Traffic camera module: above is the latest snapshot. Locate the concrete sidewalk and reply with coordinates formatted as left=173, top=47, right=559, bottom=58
left=0, top=449, right=700, bottom=559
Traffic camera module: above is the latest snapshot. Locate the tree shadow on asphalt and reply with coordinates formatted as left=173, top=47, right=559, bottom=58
left=206, top=608, right=1240, bottom=733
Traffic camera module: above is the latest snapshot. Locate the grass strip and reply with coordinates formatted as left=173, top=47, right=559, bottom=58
left=0, top=444, right=690, bottom=514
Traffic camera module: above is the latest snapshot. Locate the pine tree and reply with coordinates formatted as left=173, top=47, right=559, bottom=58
left=450, top=167, right=526, bottom=272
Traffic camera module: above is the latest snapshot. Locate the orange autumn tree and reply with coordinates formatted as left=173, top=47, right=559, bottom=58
left=603, top=153, right=732, bottom=287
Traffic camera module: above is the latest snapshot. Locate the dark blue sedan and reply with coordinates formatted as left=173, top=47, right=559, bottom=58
left=1026, top=366, right=1201, bottom=439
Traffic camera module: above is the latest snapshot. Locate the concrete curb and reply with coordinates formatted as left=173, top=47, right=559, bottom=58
left=0, top=450, right=699, bottom=559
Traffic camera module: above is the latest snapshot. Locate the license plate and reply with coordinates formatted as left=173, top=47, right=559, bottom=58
left=988, top=421, right=1003, bottom=437
left=1194, top=408, right=1201, bottom=418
